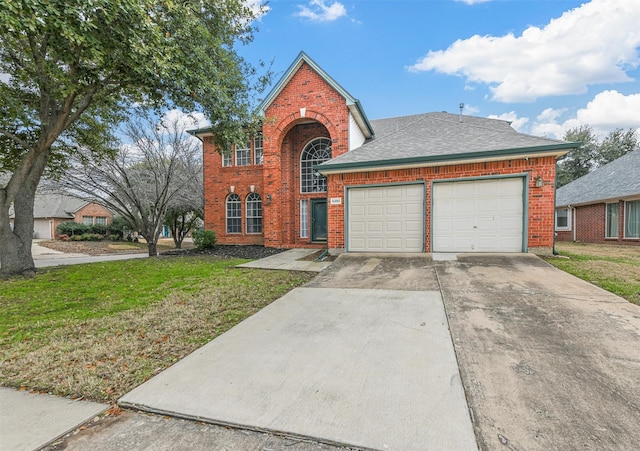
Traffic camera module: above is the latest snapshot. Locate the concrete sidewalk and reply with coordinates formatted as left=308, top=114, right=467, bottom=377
left=237, top=248, right=332, bottom=272
left=0, top=387, right=108, bottom=451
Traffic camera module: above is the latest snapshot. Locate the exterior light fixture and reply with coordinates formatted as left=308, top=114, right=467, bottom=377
left=266, top=194, right=272, bottom=205
left=535, top=177, right=544, bottom=188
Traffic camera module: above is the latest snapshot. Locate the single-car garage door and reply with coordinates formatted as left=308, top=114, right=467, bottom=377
left=33, top=219, right=52, bottom=239
left=433, top=177, right=524, bottom=252
left=348, top=184, right=424, bottom=252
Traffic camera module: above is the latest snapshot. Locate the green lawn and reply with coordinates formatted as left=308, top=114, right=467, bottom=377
left=0, top=256, right=315, bottom=402
left=546, top=242, right=640, bottom=305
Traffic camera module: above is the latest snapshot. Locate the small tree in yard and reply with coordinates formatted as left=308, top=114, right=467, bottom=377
left=164, top=208, right=203, bottom=249
left=60, top=113, right=203, bottom=256
left=0, top=0, right=269, bottom=275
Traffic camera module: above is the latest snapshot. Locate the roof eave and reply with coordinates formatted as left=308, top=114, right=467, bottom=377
left=317, top=144, right=574, bottom=175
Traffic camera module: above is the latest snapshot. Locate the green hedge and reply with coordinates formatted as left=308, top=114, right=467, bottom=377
left=192, top=229, right=217, bottom=250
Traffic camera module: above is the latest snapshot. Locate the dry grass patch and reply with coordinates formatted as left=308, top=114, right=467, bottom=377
left=0, top=256, right=314, bottom=402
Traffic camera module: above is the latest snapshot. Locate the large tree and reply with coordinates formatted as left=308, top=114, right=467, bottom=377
left=557, top=126, right=639, bottom=187
left=0, top=0, right=267, bottom=275
left=60, top=113, right=203, bottom=257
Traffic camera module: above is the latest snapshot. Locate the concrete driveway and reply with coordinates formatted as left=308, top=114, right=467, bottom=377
left=116, top=253, right=640, bottom=451
left=119, top=254, right=477, bottom=451
left=436, top=254, right=640, bottom=450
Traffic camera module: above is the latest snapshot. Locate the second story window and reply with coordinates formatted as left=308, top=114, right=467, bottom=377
left=301, top=137, right=332, bottom=193
left=254, top=133, right=263, bottom=165
left=222, top=149, right=232, bottom=167
left=235, top=141, right=251, bottom=166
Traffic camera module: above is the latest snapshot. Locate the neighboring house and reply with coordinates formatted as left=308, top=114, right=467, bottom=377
left=9, top=194, right=113, bottom=239
left=555, top=149, right=640, bottom=245
left=191, top=52, right=577, bottom=254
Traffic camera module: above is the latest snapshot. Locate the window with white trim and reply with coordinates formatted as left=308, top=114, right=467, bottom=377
left=605, top=203, right=619, bottom=238
left=555, top=208, right=571, bottom=231
left=235, top=140, right=251, bottom=166
left=95, top=216, right=107, bottom=225
left=226, top=193, right=241, bottom=233
left=82, top=216, right=93, bottom=225
left=254, top=133, right=263, bottom=165
left=246, top=193, right=262, bottom=234
left=624, top=200, right=640, bottom=238
left=222, top=149, right=232, bottom=167
left=300, top=199, right=309, bottom=238
left=300, top=138, right=332, bottom=193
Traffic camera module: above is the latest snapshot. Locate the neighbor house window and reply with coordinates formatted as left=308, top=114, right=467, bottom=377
left=95, top=216, right=107, bottom=225
left=246, top=193, right=262, bottom=234
left=226, top=193, right=241, bottom=233
left=254, top=133, right=263, bottom=165
left=235, top=140, right=251, bottom=166
left=301, top=137, right=332, bottom=193
left=606, top=203, right=619, bottom=238
left=222, top=149, right=232, bottom=167
left=555, top=208, right=570, bottom=231
left=624, top=200, right=640, bottom=238
left=82, top=216, right=93, bottom=225
left=300, top=199, right=309, bottom=238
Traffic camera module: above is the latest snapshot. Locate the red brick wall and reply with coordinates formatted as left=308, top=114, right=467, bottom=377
left=326, top=157, right=558, bottom=252
left=202, top=138, right=265, bottom=245
left=556, top=201, right=640, bottom=245
left=75, top=203, right=113, bottom=224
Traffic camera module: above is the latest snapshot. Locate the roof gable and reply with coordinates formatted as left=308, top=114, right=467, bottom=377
left=319, top=112, right=577, bottom=173
left=258, top=51, right=374, bottom=138
left=556, top=149, right=640, bottom=207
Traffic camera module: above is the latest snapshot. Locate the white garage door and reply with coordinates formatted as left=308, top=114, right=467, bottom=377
left=33, top=219, right=52, bottom=239
left=348, top=184, right=424, bottom=252
left=433, top=178, right=524, bottom=253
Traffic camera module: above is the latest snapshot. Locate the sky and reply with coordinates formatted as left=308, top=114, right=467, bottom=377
left=217, top=0, right=640, bottom=141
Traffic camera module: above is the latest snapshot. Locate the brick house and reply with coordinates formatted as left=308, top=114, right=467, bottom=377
left=555, top=149, right=640, bottom=245
left=193, top=52, right=577, bottom=254
left=10, top=194, right=113, bottom=239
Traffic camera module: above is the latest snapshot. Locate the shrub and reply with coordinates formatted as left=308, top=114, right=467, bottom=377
left=56, top=221, right=90, bottom=237
left=90, top=224, right=108, bottom=236
left=192, top=229, right=217, bottom=250
left=70, top=234, right=83, bottom=241
left=109, top=235, right=120, bottom=241
left=57, top=234, right=70, bottom=241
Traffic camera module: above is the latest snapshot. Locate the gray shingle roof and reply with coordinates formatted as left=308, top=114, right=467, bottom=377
left=9, top=194, right=88, bottom=219
left=319, top=112, right=576, bottom=172
left=556, top=149, right=640, bottom=207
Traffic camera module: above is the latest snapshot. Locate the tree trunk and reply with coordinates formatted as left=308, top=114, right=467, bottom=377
left=0, top=149, right=48, bottom=276
left=147, top=240, right=158, bottom=257
left=0, top=183, right=38, bottom=276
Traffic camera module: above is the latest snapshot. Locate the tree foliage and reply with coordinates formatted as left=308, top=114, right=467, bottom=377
left=557, top=126, right=639, bottom=187
left=0, top=0, right=268, bottom=274
left=58, top=112, right=203, bottom=256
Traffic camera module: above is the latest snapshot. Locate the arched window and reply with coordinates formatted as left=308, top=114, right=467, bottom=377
left=246, top=193, right=262, bottom=234
left=226, top=193, right=241, bottom=233
left=300, top=138, right=332, bottom=193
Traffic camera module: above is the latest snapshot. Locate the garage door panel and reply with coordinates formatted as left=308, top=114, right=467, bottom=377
left=433, top=178, right=524, bottom=253
left=348, top=184, right=424, bottom=252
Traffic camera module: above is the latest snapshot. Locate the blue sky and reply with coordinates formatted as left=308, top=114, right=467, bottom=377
left=224, top=0, right=640, bottom=140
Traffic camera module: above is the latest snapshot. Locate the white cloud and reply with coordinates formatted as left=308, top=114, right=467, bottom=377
left=408, top=0, right=640, bottom=102
left=461, top=104, right=480, bottom=114
left=245, top=0, right=270, bottom=19
left=0, top=73, right=10, bottom=83
left=161, top=109, right=209, bottom=131
left=531, top=90, right=640, bottom=138
left=487, top=111, right=529, bottom=132
left=296, top=0, right=347, bottom=22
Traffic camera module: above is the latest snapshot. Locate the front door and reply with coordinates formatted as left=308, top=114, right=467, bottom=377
left=311, top=199, right=327, bottom=242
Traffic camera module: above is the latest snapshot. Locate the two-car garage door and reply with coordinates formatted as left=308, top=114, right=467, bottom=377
left=347, top=177, right=524, bottom=253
